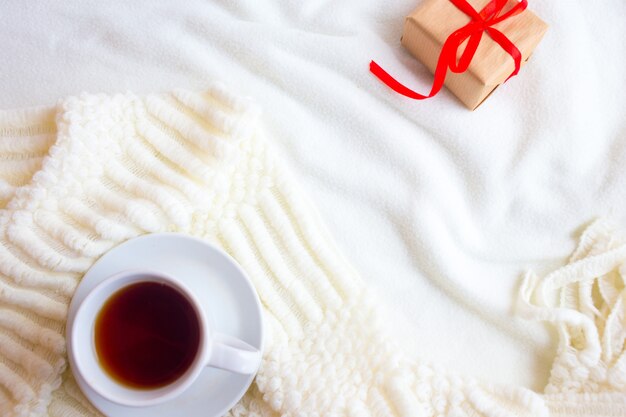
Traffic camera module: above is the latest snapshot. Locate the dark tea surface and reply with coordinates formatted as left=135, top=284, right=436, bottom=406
left=95, top=282, right=201, bottom=389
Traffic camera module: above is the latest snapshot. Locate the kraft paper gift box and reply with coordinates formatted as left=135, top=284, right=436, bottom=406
left=401, top=0, right=548, bottom=109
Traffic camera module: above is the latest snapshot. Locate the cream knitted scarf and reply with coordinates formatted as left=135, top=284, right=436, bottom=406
left=0, top=86, right=624, bottom=417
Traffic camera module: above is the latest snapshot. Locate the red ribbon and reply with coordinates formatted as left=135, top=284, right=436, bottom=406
left=370, top=0, right=528, bottom=100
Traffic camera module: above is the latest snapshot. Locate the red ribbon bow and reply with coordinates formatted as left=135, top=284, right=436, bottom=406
left=370, top=0, right=528, bottom=99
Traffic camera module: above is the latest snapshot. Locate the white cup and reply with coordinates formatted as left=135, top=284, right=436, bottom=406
left=69, top=269, right=262, bottom=407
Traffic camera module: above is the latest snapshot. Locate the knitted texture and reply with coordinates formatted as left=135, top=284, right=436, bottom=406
left=0, top=87, right=621, bottom=417
left=519, top=220, right=626, bottom=417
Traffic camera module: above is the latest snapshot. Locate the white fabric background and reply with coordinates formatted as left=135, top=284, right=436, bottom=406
left=1, top=0, right=625, bottom=394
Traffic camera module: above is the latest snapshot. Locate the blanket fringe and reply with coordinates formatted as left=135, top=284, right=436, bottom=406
left=517, top=219, right=626, bottom=396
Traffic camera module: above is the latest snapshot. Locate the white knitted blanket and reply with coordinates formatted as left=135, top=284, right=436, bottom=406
left=4, top=0, right=626, bottom=395
left=1, top=87, right=625, bottom=417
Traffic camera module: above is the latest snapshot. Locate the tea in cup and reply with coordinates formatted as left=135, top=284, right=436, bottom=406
left=69, top=270, right=261, bottom=407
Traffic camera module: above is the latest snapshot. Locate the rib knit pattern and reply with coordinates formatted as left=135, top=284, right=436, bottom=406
left=0, top=87, right=620, bottom=417
left=0, top=87, right=262, bottom=416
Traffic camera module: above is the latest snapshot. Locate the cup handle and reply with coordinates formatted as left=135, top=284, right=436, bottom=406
left=207, top=333, right=261, bottom=374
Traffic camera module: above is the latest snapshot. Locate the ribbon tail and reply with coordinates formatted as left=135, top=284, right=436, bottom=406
left=371, top=32, right=460, bottom=100
left=369, top=61, right=434, bottom=100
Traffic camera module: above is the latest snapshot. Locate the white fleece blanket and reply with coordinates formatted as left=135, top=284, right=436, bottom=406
left=1, top=0, right=625, bottom=395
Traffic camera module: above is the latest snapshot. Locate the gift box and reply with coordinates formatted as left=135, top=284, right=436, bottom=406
left=398, top=0, right=548, bottom=109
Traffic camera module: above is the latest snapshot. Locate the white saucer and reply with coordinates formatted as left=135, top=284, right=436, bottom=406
left=66, top=233, right=264, bottom=417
